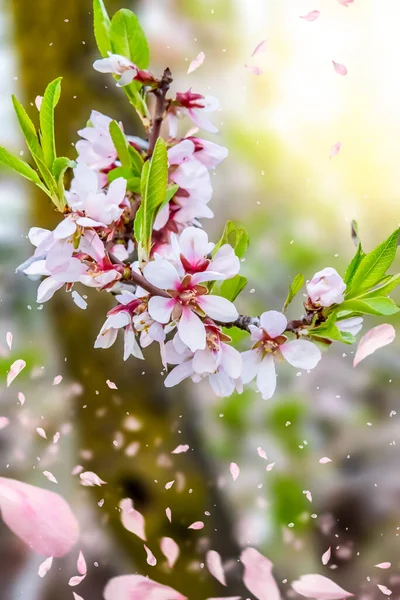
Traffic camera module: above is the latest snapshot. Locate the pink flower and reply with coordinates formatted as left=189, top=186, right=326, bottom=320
left=103, top=575, right=186, bottom=600
left=164, top=324, right=242, bottom=396
left=94, top=293, right=143, bottom=360
left=143, top=258, right=238, bottom=352
left=170, top=89, right=220, bottom=134
left=93, top=52, right=155, bottom=87
left=241, top=310, right=321, bottom=400
left=306, top=268, right=346, bottom=307
left=0, top=477, right=79, bottom=557
left=189, top=137, right=229, bottom=169
left=291, top=574, right=353, bottom=600
left=76, top=110, right=119, bottom=173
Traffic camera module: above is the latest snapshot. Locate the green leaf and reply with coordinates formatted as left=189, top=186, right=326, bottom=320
left=283, top=273, right=304, bottom=311
left=35, top=154, right=65, bottom=211
left=52, top=156, right=75, bottom=197
left=219, top=275, right=248, bottom=302
left=109, top=121, right=131, bottom=168
left=128, top=144, right=144, bottom=176
left=12, top=95, right=42, bottom=159
left=360, top=274, right=400, bottom=299
left=339, top=296, right=399, bottom=316
left=135, top=139, right=168, bottom=257
left=344, top=243, right=364, bottom=287
left=349, top=228, right=399, bottom=295
left=39, top=77, right=62, bottom=167
left=214, top=221, right=249, bottom=259
left=107, top=167, right=141, bottom=192
left=93, top=0, right=111, bottom=57
left=110, top=9, right=149, bottom=69
left=308, top=313, right=355, bottom=345
left=0, top=145, right=42, bottom=186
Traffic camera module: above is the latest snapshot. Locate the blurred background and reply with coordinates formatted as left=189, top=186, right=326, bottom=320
left=1, top=0, right=400, bottom=598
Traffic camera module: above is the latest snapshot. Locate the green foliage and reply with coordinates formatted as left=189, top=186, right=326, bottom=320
left=110, top=9, right=149, bottom=69
left=12, top=95, right=43, bottom=159
left=219, top=275, right=248, bottom=302
left=344, top=242, right=364, bottom=286
left=309, top=313, right=355, bottom=345
left=0, top=146, right=46, bottom=192
left=134, top=139, right=168, bottom=259
left=52, top=157, right=76, bottom=198
left=283, top=273, right=304, bottom=311
left=93, top=0, right=112, bottom=57
left=214, top=220, right=249, bottom=259
left=128, top=145, right=144, bottom=176
left=339, top=296, right=399, bottom=316
left=109, top=120, right=131, bottom=168
left=108, top=167, right=141, bottom=192
left=39, top=77, right=62, bottom=167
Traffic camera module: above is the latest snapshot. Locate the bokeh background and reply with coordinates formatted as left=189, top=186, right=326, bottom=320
left=1, top=0, right=400, bottom=598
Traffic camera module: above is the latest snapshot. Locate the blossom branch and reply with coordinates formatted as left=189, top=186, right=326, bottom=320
left=222, top=313, right=315, bottom=335
left=147, top=67, right=173, bottom=156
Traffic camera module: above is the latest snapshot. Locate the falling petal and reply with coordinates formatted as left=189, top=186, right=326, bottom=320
left=257, top=447, right=268, bottom=460
left=206, top=550, right=226, bottom=586
left=36, top=427, right=47, bottom=439
left=266, top=462, right=275, bottom=471
left=35, top=95, right=43, bottom=110
left=187, top=52, right=205, bottom=74
left=166, top=507, right=172, bottom=522
left=245, top=65, right=263, bottom=75
left=53, top=432, right=60, bottom=444
left=322, top=547, right=331, bottom=565
left=338, top=0, right=354, bottom=5
left=291, top=574, right=353, bottom=599
left=144, top=544, right=157, bottom=566
left=188, top=521, right=204, bottom=530
left=375, top=563, right=391, bottom=569
left=165, top=480, right=175, bottom=490
left=160, top=537, right=180, bottom=568
left=6, top=332, right=12, bottom=351
left=38, top=556, right=53, bottom=578
left=300, top=10, right=320, bottom=21
left=69, top=574, right=87, bottom=587
left=53, top=375, right=63, bottom=385
left=120, top=498, right=146, bottom=541
left=7, top=359, right=26, bottom=387
left=104, top=575, right=187, bottom=600
left=330, top=142, right=342, bottom=158
left=77, top=550, right=87, bottom=575
left=171, top=444, right=190, bottom=454
left=73, top=594, right=85, bottom=600
left=332, top=61, right=348, bottom=76
left=305, top=490, right=313, bottom=503
left=0, top=417, right=9, bottom=430
left=241, top=547, right=281, bottom=600
left=377, top=585, right=392, bottom=596
left=106, top=379, right=118, bottom=389
left=79, top=471, right=107, bottom=487
left=18, top=392, right=25, bottom=406
left=43, top=471, right=58, bottom=484
left=71, top=291, right=87, bottom=310
left=251, top=39, right=267, bottom=57
left=353, top=324, right=396, bottom=367
left=319, top=457, right=332, bottom=464
left=230, top=462, right=240, bottom=481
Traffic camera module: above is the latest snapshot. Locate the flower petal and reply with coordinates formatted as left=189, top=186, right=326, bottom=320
left=260, top=310, right=287, bottom=338
left=353, top=324, right=395, bottom=367
left=148, top=297, right=176, bottom=324
left=280, top=340, right=321, bottom=369
left=178, top=308, right=206, bottom=352
left=103, top=575, right=187, bottom=600
left=197, top=295, right=238, bottom=322
left=120, top=498, right=146, bottom=541
left=256, top=355, right=277, bottom=400
left=209, top=372, right=235, bottom=397
left=220, top=343, right=242, bottom=379
left=192, top=347, right=218, bottom=374
left=164, top=361, right=194, bottom=387
left=291, top=574, right=353, bottom=600
left=241, top=349, right=262, bottom=384
left=241, top=547, right=281, bottom=600
left=143, top=259, right=181, bottom=290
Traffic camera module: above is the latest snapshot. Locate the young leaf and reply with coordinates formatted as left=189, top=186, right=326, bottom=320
left=339, top=297, right=399, bottom=316
left=214, top=221, right=249, bottom=259
left=360, top=273, right=400, bottom=299
left=93, top=0, right=111, bottom=58
left=110, top=9, right=150, bottom=69
left=12, top=95, right=42, bottom=159
left=52, top=157, right=75, bottom=196
left=34, top=154, right=65, bottom=211
left=0, top=146, right=42, bottom=187
left=344, top=243, right=364, bottom=287
left=109, top=121, right=131, bottom=168
left=39, top=78, right=62, bottom=167
left=128, top=145, right=144, bottom=176
left=108, top=167, right=141, bottom=192
left=283, top=273, right=304, bottom=311
left=219, top=275, right=248, bottom=302
left=349, top=228, right=399, bottom=295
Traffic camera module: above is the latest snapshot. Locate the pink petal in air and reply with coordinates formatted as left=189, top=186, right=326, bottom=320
left=38, top=556, right=53, bottom=577
left=73, top=594, right=85, bottom=600
left=171, top=444, right=190, bottom=454
left=53, top=375, right=63, bottom=385
left=103, top=575, right=187, bottom=600
left=144, top=544, right=157, bottom=566
left=291, top=574, right=353, bottom=599
left=0, top=417, right=9, bottom=430
left=330, top=142, right=342, bottom=158
left=338, top=0, right=354, bottom=6
left=106, top=379, right=118, bottom=389
left=166, top=507, right=172, bottom=522
left=165, top=480, right=175, bottom=490
left=266, top=462, right=275, bottom=471
left=353, top=324, right=395, bottom=367
left=322, top=547, right=331, bottom=565
left=43, top=471, right=58, bottom=484
left=332, top=61, right=348, bottom=76
left=319, top=457, right=332, bottom=464
left=77, top=550, right=87, bottom=575
left=300, top=10, right=320, bottom=21
left=36, top=427, right=47, bottom=439
left=187, top=52, right=205, bottom=74
left=251, top=39, right=267, bottom=57
left=245, top=65, right=263, bottom=76
left=230, top=462, right=240, bottom=481
left=6, top=332, right=12, bottom=350
left=257, top=447, right=268, bottom=460
left=206, top=550, right=226, bottom=586
left=188, top=521, right=204, bottom=530
left=160, top=536, right=180, bottom=568
left=69, top=574, right=87, bottom=587
left=0, top=477, right=79, bottom=556
left=7, top=359, right=26, bottom=387
left=375, top=562, right=391, bottom=569
left=377, top=585, right=392, bottom=596
left=119, top=498, right=146, bottom=541
left=79, top=471, right=107, bottom=487
left=241, top=547, right=281, bottom=600
left=18, top=392, right=25, bottom=406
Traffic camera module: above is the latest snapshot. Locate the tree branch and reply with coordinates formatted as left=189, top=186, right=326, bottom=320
left=147, top=67, right=173, bottom=156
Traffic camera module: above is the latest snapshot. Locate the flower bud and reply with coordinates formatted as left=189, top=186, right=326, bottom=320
left=306, top=267, right=346, bottom=307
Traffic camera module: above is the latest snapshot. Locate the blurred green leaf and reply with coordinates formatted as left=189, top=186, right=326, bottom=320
left=39, top=77, right=62, bottom=167
left=219, top=275, right=248, bottom=302
left=283, top=273, right=304, bottom=311
left=52, top=156, right=75, bottom=198
left=93, top=0, right=111, bottom=58
left=0, top=146, right=45, bottom=190
left=214, top=220, right=249, bottom=259
left=12, top=95, right=43, bottom=159
left=128, top=144, right=144, bottom=176
left=109, top=120, right=131, bottom=168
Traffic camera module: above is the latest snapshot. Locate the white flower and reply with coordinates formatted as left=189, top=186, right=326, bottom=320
left=242, top=310, right=321, bottom=400
left=306, top=267, right=346, bottom=307
left=93, top=53, right=138, bottom=87
left=76, top=110, right=119, bottom=173
left=336, top=316, right=363, bottom=336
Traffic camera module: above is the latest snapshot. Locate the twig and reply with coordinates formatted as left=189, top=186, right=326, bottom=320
left=147, top=68, right=173, bottom=156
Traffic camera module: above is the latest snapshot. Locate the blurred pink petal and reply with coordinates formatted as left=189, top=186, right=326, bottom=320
left=120, top=498, right=147, bottom=541
left=35, top=95, right=43, bottom=110
left=230, top=462, right=240, bottom=481
left=18, top=392, right=25, bottom=406
left=291, top=574, right=353, bottom=599
left=160, top=536, right=180, bottom=568
left=353, top=324, right=395, bottom=367
left=6, top=332, right=12, bottom=350
left=251, top=39, right=267, bottom=57
left=319, top=457, right=332, bottom=464
left=53, top=375, right=63, bottom=385
left=257, top=447, right=268, bottom=460
left=36, top=428, right=47, bottom=439
left=206, top=598, right=241, bottom=600
left=43, top=471, right=58, bottom=484
left=165, top=480, right=175, bottom=490
left=206, top=550, right=226, bottom=586
left=7, top=359, right=26, bottom=387
left=300, top=10, right=320, bottom=21
left=188, top=521, right=204, bottom=530
left=322, top=547, right=331, bottom=565
left=106, top=379, right=118, bottom=389
left=245, top=65, right=263, bottom=76
left=77, top=550, right=87, bottom=575
left=375, top=562, right=391, bottom=569
left=73, top=594, right=84, bottom=600
left=79, top=471, right=107, bottom=487
left=69, top=574, right=87, bottom=587
left=377, top=585, right=392, bottom=596
left=332, top=61, right=348, bottom=76
left=144, top=544, right=157, bottom=566
left=38, top=556, right=53, bottom=577
left=166, top=507, right=172, bottom=522
left=104, top=575, right=187, bottom=600
left=187, top=52, right=205, bottom=74
left=53, top=432, right=60, bottom=444
left=330, top=143, right=342, bottom=158
left=266, top=462, right=275, bottom=471
left=171, top=444, right=189, bottom=454
left=241, top=547, right=281, bottom=600
left=0, top=417, right=9, bottom=430
left=0, top=477, right=79, bottom=556
left=338, top=0, right=354, bottom=5
left=305, top=490, right=313, bottom=502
